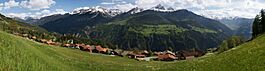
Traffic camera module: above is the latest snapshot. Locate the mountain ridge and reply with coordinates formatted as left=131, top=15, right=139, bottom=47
left=88, top=9, right=232, bottom=51
left=9, top=5, right=233, bottom=51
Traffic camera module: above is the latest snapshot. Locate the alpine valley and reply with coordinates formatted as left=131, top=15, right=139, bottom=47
left=19, top=5, right=234, bottom=51
left=217, top=18, right=254, bottom=40
left=2, top=0, right=265, bottom=70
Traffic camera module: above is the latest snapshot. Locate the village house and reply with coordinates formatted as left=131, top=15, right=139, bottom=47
left=22, top=34, right=29, bottom=37
left=40, top=39, right=48, bottom=43
left=85, top=45, right=94, bottom=53
left=63, top=44, right=76, bottom=48
left=63, top=44, right=71, bottom=47
left=75, top=44, right=86, bottom=49
left=176, top=50, right=205, bottom=60
left=108, top=49, right=125, bottom=57
left=157, top=51, right=176, bottom=61
left=94, top=45, right=108, bottom=54
left=78, top=44, right=94, bottom=53
left=125, top=50, right=153, bottom=60
left=46, top=40, right=56, bottom=45
left=132, top=50, right=150, bottom=56
left=31, top=36, right=37, bottom=40
left=127, top=53, right=146, bottom=59
left=109, top=49, right=134, bottom=57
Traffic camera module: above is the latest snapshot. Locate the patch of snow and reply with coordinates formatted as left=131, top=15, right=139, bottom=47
left=150, top=4, right=175, bottom=12
left=128, top=7, right=144, bottom=14
left=71, top=6, right=123, bottom=17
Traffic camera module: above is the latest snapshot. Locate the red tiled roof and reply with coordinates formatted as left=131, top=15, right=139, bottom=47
left=96, top=45, right=108, bottom=52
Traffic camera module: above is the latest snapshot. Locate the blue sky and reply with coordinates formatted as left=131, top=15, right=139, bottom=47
left=0, top=0, right=103, bottom=13
left=0, top=0, right=265, bottom=19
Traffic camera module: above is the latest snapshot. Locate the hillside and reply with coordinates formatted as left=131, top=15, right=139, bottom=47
left=1, top=22, right=265, bottom=71
left=0, top=14, right=48, bottom=36
left=89, top=9, right=232, bottom=51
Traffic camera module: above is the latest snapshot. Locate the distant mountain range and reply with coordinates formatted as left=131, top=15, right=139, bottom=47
left=87, top=8, right=232, bottom=51
left=14, top=4, right=234, bottom=51
left=18, top=4, right=179, bottom=34
left=217, top=18, right=253, bottom=40
left=13, top=17, right=38, bottom=25
left=40, top=7, right=118, bottom=33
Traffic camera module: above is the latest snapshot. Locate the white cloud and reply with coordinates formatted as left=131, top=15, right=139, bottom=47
left=134, top=0, right=159, bottom=9
left=41, top=9, right=51, bottom=14
left=113, top=3, right=136, bottom=11
left=101, top=2, right=115, bottom=5
left=0, top=3, right=3, bottom=11
left=53, top=9, right=67, bottom=14
left=20, top=0, right=56, bottom=10
left=6, top=9, right=67, bottom=19
left=101, top=0, right=127, bottom=5
left=7, top=13, right=30, bottom=19
left=36, top=9, right=67, bottom=18
left=3, top=0, right=265, bottom=19
left=4, top=0, right=19, bottom=9
left=112, top=0, right=265, bottom=18
left=119, top=1, right=127, bottom=4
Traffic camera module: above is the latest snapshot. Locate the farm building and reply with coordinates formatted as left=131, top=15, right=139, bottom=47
left=157, top=51, right=176, bottom=61
left=46, top=40, right=56, bottom=45
left=80, top=45, right=94, bottom=53
left=127, top=53, right=146, bottom=59
left=94, top=45, right=108, bottom=53
left=176, top=50, right=205, bottom=60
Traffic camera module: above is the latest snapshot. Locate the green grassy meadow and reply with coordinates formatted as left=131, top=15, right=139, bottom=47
left=0, top=31, right=265, bottom=71
left=128, top=24, right=187, bottom=36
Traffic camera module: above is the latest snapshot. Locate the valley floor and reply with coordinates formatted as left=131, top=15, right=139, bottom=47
left=0, top=31, right=265, bottom=71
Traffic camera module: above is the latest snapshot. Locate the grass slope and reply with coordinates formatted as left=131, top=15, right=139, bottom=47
left=0, top=31, right=265, bottom=71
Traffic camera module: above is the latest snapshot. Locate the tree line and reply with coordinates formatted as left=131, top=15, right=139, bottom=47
left=217, top=36, right=244, bottom=53
left=252, top=9, right=265, bottom=38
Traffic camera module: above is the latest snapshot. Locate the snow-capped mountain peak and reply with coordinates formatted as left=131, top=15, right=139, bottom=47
left=167, top=7, right=175, bottom=11
left=124, top=4, right=176, bottom=15
left=109, top=9, right=123, bottom=16
left=150, top=4, right=175, bottom=12
left=153, top=4, right=166, bottom=10
left=73, top=6, right=108, bottom=14
left=128, top=7, right=144, bottom=14
left=72, top=6, right=123, bottom=16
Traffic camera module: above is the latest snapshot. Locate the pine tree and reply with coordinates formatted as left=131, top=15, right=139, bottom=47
left=252, top=9, right=265, bottom=38
left=260, top=9, right=265, bottom=33
left=252, top=15, right=260, bottom=37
